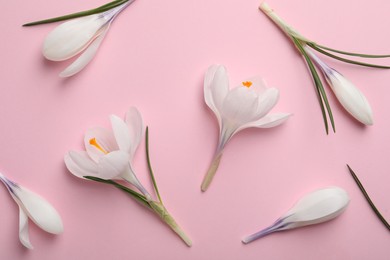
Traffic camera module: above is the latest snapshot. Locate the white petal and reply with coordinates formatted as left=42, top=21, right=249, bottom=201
left=204, top=65, right=229, bottom=126
left=65, top=151, right=99, bottom=178
left=110, top=115, right=131, bottom=153
left=97, top=150, right=129, bottom=179
left=211, top=65, right=230, bottom=112
left=59, top=26, right=109, bottom=77
left=326, top=70, right=373, bottom=125
left=221, top=87, right=259, bottom=124
left=255, top=88, right=280, bottom=119
left=237, top=113, right=291, bottom=131
left=19, top=207, right=33, bottom=249
left=125, top=107, right=144, bottom=160
left=43, top=14, right=107, bottom=61
left=12, top=186, right=64, bottom=235
left=84, top=127, right=118, bottom=162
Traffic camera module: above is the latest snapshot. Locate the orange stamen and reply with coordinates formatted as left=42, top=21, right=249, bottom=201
left=242, top=81, right=252, bottom=88
left=89, top=138, right=108, bottom=154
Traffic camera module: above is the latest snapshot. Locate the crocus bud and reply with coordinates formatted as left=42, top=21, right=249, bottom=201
left=242, top=187, right=350, bottom=244
left=305, top=46, right=373, bottom=125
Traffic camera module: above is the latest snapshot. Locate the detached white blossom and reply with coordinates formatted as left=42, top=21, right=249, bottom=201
left=43, top=0, right=134, bottom=77
left=64, top=107, right=151, bottom=199
left=242, top=187, right=350, bottom=244
left=0, top=172, right=63, bottom=249
left=305, top=47, right=373, bottom=125
left=201, top=65, right=291, bottom=191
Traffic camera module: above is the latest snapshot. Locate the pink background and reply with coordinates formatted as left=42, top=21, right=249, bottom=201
left=1, top=0, right=390, bottom=259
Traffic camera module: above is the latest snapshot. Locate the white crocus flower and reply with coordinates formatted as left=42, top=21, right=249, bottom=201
left=201, top=64, right=291, bottom=191
left=242, top=187, right=350, bottom=244
left=64, top=107, right=151, bottom=200
left=304, top=46, right=373, bottom=125
left=0, top=172, right=63, bottom=249
left=43, top=0, right=134, bottom=77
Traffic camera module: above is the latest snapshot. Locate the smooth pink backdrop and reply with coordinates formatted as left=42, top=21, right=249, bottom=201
left=1, top=0, right=389, bottom=259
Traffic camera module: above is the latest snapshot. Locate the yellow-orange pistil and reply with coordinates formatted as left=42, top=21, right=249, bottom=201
left=242, top=81, right=252, bottom=88
left=89, top=138, right=108, bottom=154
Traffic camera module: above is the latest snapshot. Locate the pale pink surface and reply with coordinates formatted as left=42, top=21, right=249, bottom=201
left=1, top=0, right=390, bottom=259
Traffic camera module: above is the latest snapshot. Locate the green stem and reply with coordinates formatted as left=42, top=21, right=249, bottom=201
left=346, top=165, right=390, bottom=231
left=149, top=201, right=192, bottom=247
left=201, top=152, right=223, bottom=192
left=145, top=127, right=162, bottom=203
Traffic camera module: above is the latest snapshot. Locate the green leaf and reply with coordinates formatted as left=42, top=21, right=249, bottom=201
left=145, top=127, right=163, bottom=203
left=293, top=37, right=336, bottom=134
left=307, top=43, right=390, bottom=69
left=23, top=0, right=129, bottom=26
left=346, top=165, right=390, bottom=231
left=314, top=43, right=390, bottom=58
left=84, top=176, right=150, bottom=208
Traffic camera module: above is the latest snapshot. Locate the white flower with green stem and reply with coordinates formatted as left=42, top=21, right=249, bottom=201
left=259, top=2, right=390, bottom=133
left=64, top=107, right=192, bottom=247
left=24, top=0, right=136, bottom=77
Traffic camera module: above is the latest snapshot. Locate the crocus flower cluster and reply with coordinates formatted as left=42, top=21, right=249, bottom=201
left=259, top=2, right=390, bottom=133
left=202, top=65, right=291, bottom=191
left=0, top=172, right=63, bottom=249
left=25, top=0, right=135, bottom=77
left=64, top=107, right=192, bottom=247
left=242, top=187, right=350, bottom=244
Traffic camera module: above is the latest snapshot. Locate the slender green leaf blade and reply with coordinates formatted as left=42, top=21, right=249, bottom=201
left=84, top=176, right=150, bottom=207
left=145, top=127, right=163, bottom=203
left=314, top=43, right=390, bottom=58
left=346, top=165, right=390, bottom=231
left=23, top=0, right=128, bottom=26
left=293, top=37, right=336, bottom=133
left=307, top=43, right=390, bottom=69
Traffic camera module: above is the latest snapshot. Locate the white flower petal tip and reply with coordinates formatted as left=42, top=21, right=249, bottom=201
left=42, top=1, right=132, bottom=77
left=202, top=65, right=290, bottom=191
left=242, top=187, right=350, bottom=244
left=0, top=173, right=63, bottom=249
